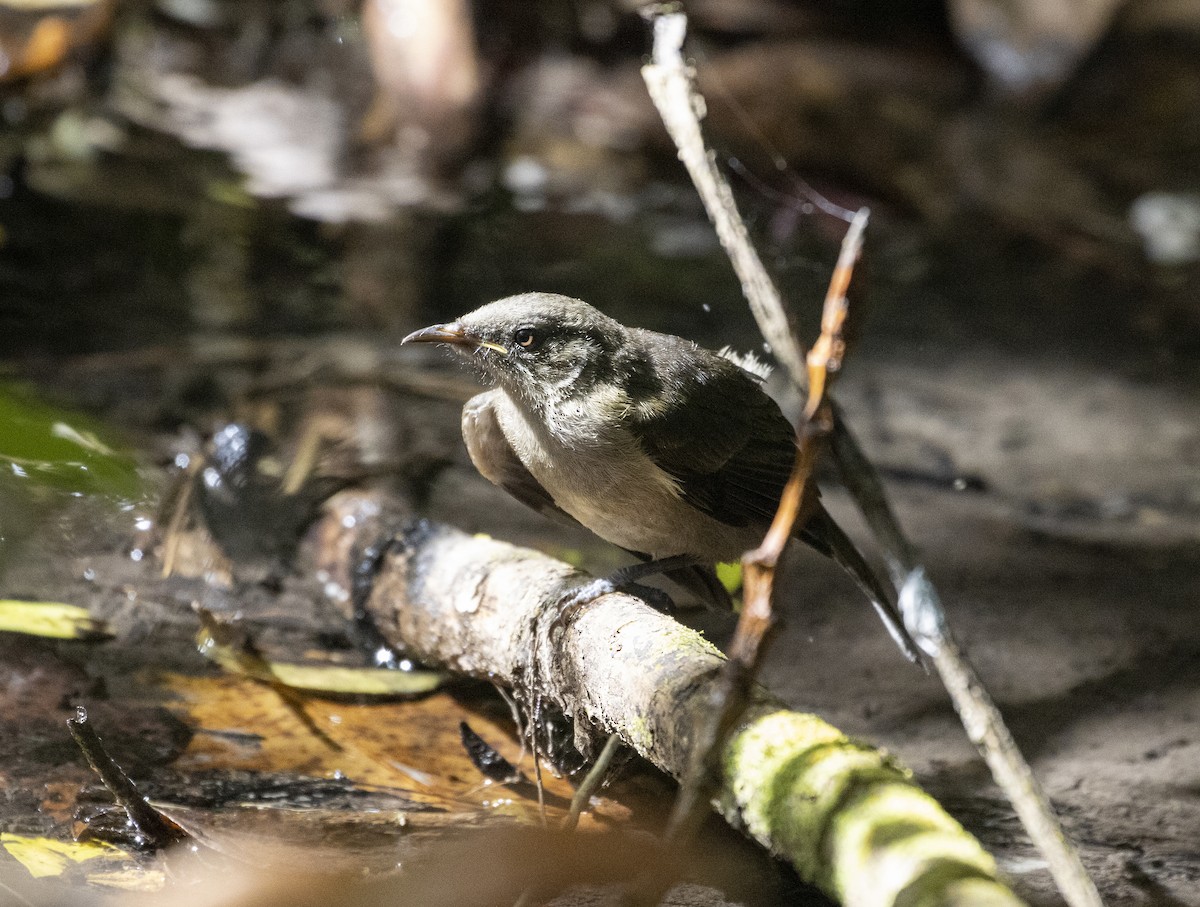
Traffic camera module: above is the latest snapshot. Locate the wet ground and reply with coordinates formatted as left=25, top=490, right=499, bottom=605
left=1, top=3, right=1199, bottom=905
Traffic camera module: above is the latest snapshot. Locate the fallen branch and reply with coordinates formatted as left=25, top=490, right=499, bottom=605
left=307, top=489, right=1024, bottom=907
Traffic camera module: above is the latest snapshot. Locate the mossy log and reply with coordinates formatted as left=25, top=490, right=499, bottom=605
left=308, top=490, right=1026, bottom=907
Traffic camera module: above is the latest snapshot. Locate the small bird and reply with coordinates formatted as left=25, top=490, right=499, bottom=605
left=403, top=293, right=916, bottom=660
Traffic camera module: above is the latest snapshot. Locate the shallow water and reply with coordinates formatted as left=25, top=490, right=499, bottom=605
left=1, top=6, right=1199, bottom=904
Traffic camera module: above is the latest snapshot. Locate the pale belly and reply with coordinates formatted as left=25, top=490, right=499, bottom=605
left=496, top=398, right=760, bottom=560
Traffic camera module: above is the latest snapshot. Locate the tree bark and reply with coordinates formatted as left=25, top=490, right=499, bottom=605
left=308, top=489, right=1026, bottom=907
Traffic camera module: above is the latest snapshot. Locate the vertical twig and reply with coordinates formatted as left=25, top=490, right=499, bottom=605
left=642, top=5, right=868, bottom=859
left=640, top=9, right=1105, bottom=907
left=643, top=6, right=868, bottom=858
left=562, top=733, right=621, bottom=832
left=159, top=457, right=198, bottom=578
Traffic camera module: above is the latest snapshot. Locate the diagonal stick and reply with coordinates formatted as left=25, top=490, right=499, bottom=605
left=658, top=194, right=867, bottom=866
left=642, top=9, right=808, bottom=392
left=640, top=9, right=1104, bottom=907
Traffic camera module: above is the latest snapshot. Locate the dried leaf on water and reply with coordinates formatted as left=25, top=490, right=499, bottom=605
left=1, top=834, right=121, bottom=879
left=0, top=833, right=164, bottom=891
left=0, top=600, right=112, bottom=640
left=157, top=671, right=626, bottom=828
left=196, top=613, right=445, bottom=696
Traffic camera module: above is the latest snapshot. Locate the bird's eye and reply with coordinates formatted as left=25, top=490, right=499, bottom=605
left=513, top=327, right=540, bottom=350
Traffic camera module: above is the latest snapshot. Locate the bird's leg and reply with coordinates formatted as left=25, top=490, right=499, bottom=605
left=557, top=554, right=703, bottom=613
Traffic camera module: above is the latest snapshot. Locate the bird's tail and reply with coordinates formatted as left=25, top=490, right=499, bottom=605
left=799, top=506, right=922, bottom=663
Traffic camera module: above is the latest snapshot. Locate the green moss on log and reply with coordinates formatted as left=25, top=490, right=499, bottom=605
left=723, top=710, right=1024, bottom=907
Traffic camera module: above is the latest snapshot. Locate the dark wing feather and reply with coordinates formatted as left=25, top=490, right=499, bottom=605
left=462, top=390, right=573, bottom=525
left=624, top=331, right=799, bottom=528
left=623, top=333, right=921, bottom=661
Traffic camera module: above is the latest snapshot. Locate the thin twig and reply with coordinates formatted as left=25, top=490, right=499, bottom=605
left=662, top=186, right=867, bottom=860
left=532, top=717, right=548, bottom=825
left=159, top=458, right=198, bottom=579
left=645, top=2, right=867, bottom=861
left=643, top=4, right=867, bottom=855
left=67, top=707, right=190, bottom=851
left=563, top=733, right=622, bottom=832
left=734, top=209, right=868, bottom=664
left=804, top=208, right=867, bottom=418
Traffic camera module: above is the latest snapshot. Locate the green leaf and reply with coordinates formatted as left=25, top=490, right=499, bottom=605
left=0, top=382, right=142, bottom=499
left=259, top=662, right=447, bottom=696
left=196, top=614, right=446, bottom=697
left=715, top=561, right=743, bottom=594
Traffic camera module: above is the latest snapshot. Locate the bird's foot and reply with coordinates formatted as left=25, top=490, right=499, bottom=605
left=557, top=576, right=675, bottom=614
left=559, top=555, right=702, bottom=612
left=621, top=582, right=676, bottom=613
left=551, top=556, right=705, bottom=638
left=557, top=576, right=615, bottom=613
left=551, top=576, right=676, bottom=641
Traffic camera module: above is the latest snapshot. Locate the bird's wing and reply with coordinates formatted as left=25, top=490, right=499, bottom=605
left=462, top=390, right=573, bottom=525
left=626, top=333, right=920, bottom=661
left=625, top=336, right=803, bottom=528
left=463, top=389, right=733, bottom=610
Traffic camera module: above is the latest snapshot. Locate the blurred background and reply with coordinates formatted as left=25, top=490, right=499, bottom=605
left=0, top=1, right=1198, bottom=904
left=1, top=0, right=1197, bottom=361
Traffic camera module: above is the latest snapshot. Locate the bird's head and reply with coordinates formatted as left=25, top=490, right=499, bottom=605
left=402, top=293, right=629, bottom=410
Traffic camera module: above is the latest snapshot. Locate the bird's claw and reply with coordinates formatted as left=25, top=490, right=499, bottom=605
left=556, top=578, right=675, bottom=614
left=624, top=582, right=676, bottom=613
left=557, top=577, right=617, bottom=611
left=550, top=562, right=685, bottom=640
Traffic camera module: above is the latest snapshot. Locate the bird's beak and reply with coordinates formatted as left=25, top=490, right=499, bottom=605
left=401, top=322, right=507, bottom=355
